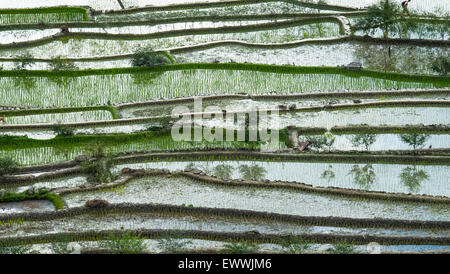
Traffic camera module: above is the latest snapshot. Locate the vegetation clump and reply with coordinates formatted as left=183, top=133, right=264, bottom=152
left=278, top=236, right=311, bottom=254
left=131, top=47, right=174, bottom=67
left=100, top=230, right=147, bottom=254
left=0, top=244, right=32, bottom=254
left=0, top=188, right=64, bottom=210
left=431, top=56, right=449, bottom=76
left=81, top=145, right=114, bottom=184
left=0, top=156, right=19, bottom=176
left=14, top=51, right=34, bottom=70
left=302, top=133, right=336, bottom=151
left=52, top=123, right=75, bottom=137
left=49, top=56, right=78, bottom=71
left=85, top=199, right=110, bottom=208
left=223, top=242, right=260, bottom=254
left=327, top=241, right=357, bottom=254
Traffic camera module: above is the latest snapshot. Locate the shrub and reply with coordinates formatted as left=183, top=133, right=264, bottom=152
left=0, top=156, right=19, bottom=176
left=223, top=242, right=259, bottom=254
left=100, top=230, right=147, bottom=254
left=131, top=47, right=174, bottom=67
left=52, top=123, right=75, bottom=137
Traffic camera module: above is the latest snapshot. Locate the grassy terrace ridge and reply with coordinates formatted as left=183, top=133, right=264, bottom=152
left=0, top=7, right=89, bottom=22
left=0, top=7, right=88, bottom=16
left=0, top=63, right=448, bottom=86
left=94, top=0, right=362, bottom=15
left=0, top=106, right=119, bottom=119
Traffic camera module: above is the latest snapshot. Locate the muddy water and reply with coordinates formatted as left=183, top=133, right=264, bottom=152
left=0, top=200, right=55, bottom=214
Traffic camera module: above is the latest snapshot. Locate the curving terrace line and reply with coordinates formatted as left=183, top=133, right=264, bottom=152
left=1, top=36, right=448, bottom=63
left=0, top=203, right=449, bottom=230
left=0, top=229, right=448, bottom=247
left=48, top=168, right=450, bottom=204
left=0, top=12, right=365, bottom=31
left=0, top=17, right=348, bottom=50
left=91, top=0, right=363, bottom=15
left=0, top=100, right=449, bottom=130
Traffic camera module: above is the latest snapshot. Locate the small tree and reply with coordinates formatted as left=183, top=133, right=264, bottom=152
left=399, top=133, right=430, bottom=150
left=353, top=0, right=403, bottom=38
left=238, top=164, right=266, bottom=181
left=349, top=133, right=377, bottom=151
left=0, top=156, right=19, bottom=176
left=213, top=164, right=234, bottom=179
left=131, top=47, right=174, bottom=67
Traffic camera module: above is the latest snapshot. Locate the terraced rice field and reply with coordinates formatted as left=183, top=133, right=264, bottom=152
left=0, top=0, right=449, bottom=257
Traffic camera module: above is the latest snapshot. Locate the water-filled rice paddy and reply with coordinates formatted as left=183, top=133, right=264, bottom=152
left=115, top=161, right=450, bottom=197
left=0, top=71, right=440, bottom=108
left=199, top=107, right=450, bottom=129
left=0, top=23, right=341, bottom=58
left=2, top=110, right=112, bottom=125
left=63, top=176, right=450, bottom=221
left=0, top=0, right=449, bottom=255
